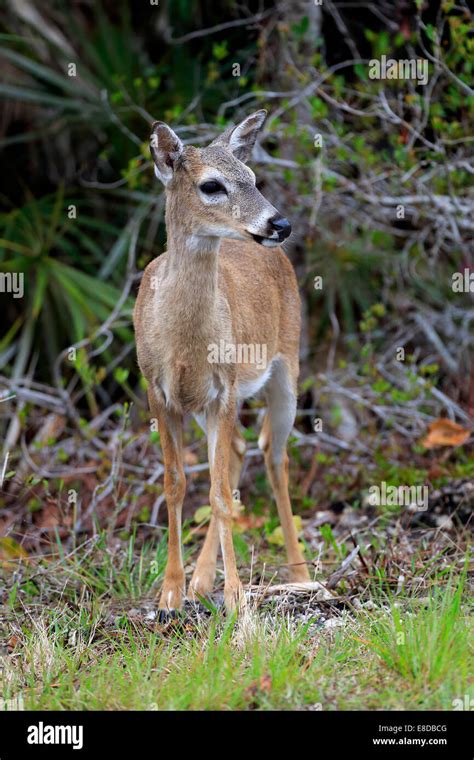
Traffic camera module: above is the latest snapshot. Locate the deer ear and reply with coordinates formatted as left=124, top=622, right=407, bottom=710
left=211, top=110, right=267, bottom=163
left=150, top=121, right=184, bottom=185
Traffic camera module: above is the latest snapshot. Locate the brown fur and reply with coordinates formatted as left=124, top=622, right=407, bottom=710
left=134, top=241, right=300, bottom=413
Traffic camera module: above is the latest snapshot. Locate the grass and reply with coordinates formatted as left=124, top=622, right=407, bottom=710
left=1, top=551, right=472, bottom=711
left=361, top=575, right=468, bottom=684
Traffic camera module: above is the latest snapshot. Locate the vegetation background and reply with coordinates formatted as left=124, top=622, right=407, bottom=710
left=0, top=0, right=472, bottom=711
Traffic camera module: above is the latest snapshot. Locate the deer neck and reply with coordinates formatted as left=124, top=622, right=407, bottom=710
left=163, top=212, right=221, bottom=335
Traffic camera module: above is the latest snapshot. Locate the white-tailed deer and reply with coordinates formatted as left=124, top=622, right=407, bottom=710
left=134, top=110, right=310, bottom=615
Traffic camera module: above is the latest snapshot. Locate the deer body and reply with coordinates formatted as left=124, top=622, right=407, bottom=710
left=134, top=111, right=310, bottom=614
left=136, top=241, right=298, bottom=414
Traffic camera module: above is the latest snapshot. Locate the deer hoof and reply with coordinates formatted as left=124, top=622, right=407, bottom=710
left=224, top=581, right=246, bottom=614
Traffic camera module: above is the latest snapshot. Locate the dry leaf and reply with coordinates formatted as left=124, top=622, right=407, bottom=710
left=7, top=635, right=19, bottom=653
left=234, top=514, right=266, bottom=532
left=258, top=674, right=272, bottom=692
left=421, top=419, right=471, bottom=449
left=244, top=674, right=273, bottom=703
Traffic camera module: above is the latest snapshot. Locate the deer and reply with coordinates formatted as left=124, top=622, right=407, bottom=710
left=133, top=109, right=310, bottom=617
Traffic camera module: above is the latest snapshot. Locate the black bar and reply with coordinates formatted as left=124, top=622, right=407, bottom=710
left=0, top=710, right=471, bottom=758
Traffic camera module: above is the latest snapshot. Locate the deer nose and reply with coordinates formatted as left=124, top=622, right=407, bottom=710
left=269, top=215, right=292, bottom=240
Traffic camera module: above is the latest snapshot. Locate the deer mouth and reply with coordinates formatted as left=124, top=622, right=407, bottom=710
left=250, top=233, right=280, bottom=248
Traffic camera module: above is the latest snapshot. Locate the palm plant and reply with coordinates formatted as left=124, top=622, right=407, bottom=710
left=0, top=186, right=139, bottom=381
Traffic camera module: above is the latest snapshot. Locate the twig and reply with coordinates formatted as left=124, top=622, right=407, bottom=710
left=326, top=546, right=360, bottom=590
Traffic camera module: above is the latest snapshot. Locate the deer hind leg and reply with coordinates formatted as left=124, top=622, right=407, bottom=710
left=149, top=392, right=186, bottom=614
left=188, top=422, right=245, bottom=601
left=259, top=360, right=310, bottom=583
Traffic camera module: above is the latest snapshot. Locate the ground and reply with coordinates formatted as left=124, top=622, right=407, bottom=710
left=1, top=478, right=472, bottom=711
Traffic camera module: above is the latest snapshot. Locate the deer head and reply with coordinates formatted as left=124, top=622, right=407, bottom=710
left=150, top=110, right=291, bottom=248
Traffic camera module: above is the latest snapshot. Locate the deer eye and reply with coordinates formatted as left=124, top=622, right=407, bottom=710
left=199, top=180, right=226, bottom=195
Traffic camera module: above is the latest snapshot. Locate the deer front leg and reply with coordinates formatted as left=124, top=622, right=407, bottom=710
left=150, top=394, right=186, bottom=614
left=205, top=399, right=244, bottom=613
left=188, top=426, right=245, bottom=601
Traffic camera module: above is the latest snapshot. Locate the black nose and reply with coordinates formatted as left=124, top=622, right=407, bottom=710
left=269, top=215, right=292, bottom=240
